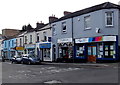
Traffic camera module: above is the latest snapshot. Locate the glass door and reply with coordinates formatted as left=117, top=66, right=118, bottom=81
left=88, top=46, right=96, bottom=63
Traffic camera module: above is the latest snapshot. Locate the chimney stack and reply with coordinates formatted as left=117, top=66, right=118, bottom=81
left=36, top=21, right=45, bottom=29
left=64, top=11, right=72, bottom=16
left=49, top=15, right=58, bottom=23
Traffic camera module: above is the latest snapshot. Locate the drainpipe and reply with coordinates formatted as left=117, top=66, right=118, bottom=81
left=71, top=17, right=75, bottom=63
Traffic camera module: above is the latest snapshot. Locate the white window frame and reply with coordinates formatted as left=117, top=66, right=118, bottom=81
left=105, top=11, right=114, bottom=27
left=84, top=15, right=91, bottom=30
left=62, top=22, right=67, bottom=33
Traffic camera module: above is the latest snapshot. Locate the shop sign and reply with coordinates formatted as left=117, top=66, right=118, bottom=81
left=75, top=36, right=116, bottom=43
left=25, top=44, right=35, bottom=49
left=16, top=47, right=24, bottom=50
left=58, top=38, right=72, bottom=43
left=75, top=38, right=89, bottom=43
left=39, top=43, right=51, bottom=48
left=103, top=36, right=116, bottom=41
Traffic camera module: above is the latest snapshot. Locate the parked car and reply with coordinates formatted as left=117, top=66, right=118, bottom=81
left=21, top=54, right=41, bottom=64
left=11, top=55, right=23, bottom=64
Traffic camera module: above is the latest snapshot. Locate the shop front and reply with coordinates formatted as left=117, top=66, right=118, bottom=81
left=25, top=44, right=35, bottom=55
left=39, top=43, right=52, bottom=61
left=75, top=36, right=118, bottom=63
left=57, top=38, right=73, bottom=62
left=15, top=47, right=24, bottom=56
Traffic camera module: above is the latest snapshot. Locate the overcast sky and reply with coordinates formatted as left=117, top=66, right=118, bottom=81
left=0, top=0, right=120, bottom=34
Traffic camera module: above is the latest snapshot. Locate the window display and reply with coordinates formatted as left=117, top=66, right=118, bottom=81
left=76, top=46, right=85, bottom=58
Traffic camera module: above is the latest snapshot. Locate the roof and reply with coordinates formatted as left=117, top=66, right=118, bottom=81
left=52, top=2, right=120, bottom=23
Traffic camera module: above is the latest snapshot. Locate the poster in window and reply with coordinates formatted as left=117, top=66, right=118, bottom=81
left=100, top=45, right=103, bottom=51
left=98, top=55, right=102, bottom=58
left=100, top=52, right=103, bottom=55
left=105, top=51, right=108, bottom=56
left=105, top=45, right=108, bottom=50
left=110, top=51, right=114, bottom=56
left=110, top=45, right=114, bottom=50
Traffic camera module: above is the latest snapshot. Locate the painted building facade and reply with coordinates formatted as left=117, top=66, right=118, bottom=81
left=3, top=38, right=17, bottom=59
left=35, top=24, right=52, bottom=61
left=51, top=2, right=120, bottom=62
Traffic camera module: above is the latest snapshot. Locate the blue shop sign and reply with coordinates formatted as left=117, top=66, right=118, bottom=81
left=39, top=43, right=51, bottom=48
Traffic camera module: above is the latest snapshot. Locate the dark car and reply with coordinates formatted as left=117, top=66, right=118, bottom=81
left=11, top=55, right=22, bottom=64
left=21, top=54, right=41, bottom=64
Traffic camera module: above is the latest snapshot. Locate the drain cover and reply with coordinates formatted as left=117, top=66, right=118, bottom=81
left=44, top=80, right=62, bottom=84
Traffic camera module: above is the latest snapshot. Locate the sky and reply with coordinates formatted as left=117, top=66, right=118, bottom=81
left=0, top=0, right=120, bottom=34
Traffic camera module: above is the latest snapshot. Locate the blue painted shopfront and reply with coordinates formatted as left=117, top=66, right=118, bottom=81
left=75, top=36, right=119, bottom=62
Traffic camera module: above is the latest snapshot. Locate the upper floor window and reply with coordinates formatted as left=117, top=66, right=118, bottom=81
left=5, top=42, right=7, bottom=47
left=25, top=36, right=27, bottom=44
left=37, top=33, right=39, bottom=42
left=30, top=35, right=32, bottom=43
left=105, top=12, right=113, bottom=26
left=52, top=24, right=56, bottom=36
left=12, top=40, right=14, bottom=47
left=20, top=38, right=22, bottom=46
left=43, top=32, right=47, bottom=42
left=84, top=15, right=91, bottom=30
left=8, top=41, right=10, bottom=47
left=16, top=39, right=18, bottom=46
left=62, top=22, right=67, bottom=33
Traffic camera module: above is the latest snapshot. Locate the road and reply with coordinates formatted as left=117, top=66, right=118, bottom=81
left=1, top=62, right=119, bottom=84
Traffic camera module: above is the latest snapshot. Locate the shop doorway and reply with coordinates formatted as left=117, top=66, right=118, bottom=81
left=62, top=47, right=69, bottom=59
left=88, top=46, right=96, bottom=63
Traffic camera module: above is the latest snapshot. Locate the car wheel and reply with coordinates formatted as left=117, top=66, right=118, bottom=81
left=21, top=61, right=24, bottom=64
left=11, top=61, right=13, bottom=64
left=28, top=61, right=31, bottom=65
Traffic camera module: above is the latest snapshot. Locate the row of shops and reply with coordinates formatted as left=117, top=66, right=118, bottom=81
left=2, top=35, right=119, bottom=62
left=57, top=35, right=119, bottom=63
left=2, top=42, right=52, bottom=62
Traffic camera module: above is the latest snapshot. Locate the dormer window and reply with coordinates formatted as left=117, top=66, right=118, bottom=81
left=62, top=22, right=67, bottom=33
left=105, top=11, right=114, bottom=27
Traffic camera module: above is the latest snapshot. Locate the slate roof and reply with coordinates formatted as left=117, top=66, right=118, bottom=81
left=52, top=2, right=120, bottom=23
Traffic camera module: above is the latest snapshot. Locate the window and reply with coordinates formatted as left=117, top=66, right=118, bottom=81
left=105, top=12, right=113, bottom=26
left=84, top=15, right=91, bottom=30
left=12, top=40, right=14, bottom=47
left=20, top=38, right=22, bottom=46
left=16, top=39, right=18, bottom=46
left=62, top=22, right=67, bottom=33
left=43, top=32, right=47, bottom=41
left=5, top=42, right=7, bottom=47
left=25, top=36, right=27, bottom=44
left=30, top=35, right=32, bottom=43
left=37, top=33, right=39, bottom=42
left=8, top=41, right=10, bottom=47
left=52, top=24, right=56, bottom=36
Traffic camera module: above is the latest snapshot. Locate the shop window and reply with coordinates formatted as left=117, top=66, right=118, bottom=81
left=84, top=15, right=91, bottom=30
left=104, top=42, right=115, bottom=58
left=105, top=11, right=114, bottom=27
left=97, top=43, right=104, bottom=58
left=76, top=46, right=85, bottom=58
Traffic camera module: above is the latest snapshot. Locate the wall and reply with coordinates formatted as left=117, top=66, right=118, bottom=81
left=73, top=9, right=119, bottom=39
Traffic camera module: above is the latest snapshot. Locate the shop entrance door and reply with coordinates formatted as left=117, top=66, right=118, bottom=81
left=88, top=46, right=96, bottom=63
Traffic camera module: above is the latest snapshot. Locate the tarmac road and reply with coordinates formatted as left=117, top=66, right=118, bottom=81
left=2, top=62, right=119, bottom=84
